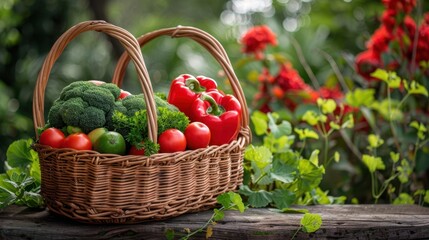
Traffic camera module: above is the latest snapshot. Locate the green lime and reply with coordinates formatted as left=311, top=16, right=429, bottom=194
left=94, top=131, right=126, bottom=155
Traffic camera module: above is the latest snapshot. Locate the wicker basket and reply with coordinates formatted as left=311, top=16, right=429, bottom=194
left=32, top=21, right=250, bottom=224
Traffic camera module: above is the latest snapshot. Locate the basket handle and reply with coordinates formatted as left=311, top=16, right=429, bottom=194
left=111, top=26, right=249, bottom=129
left=32, top=20, right=158, bottom=142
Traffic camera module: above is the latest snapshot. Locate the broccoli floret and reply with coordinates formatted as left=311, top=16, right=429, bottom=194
left=60, top=97, right=88, bottom=127
left=121, top=94, right=146, bottom=116
left=46, top=80, right=123, bottom=133
left=100, top=83, right=121, bottom=99
left=105, top=101, right=127, bottom=131
left=82, top=87, right=116, bottom=113
left=59, top=81, right=94, bottom=101
left=79, top=106, right=106, bottom=133
left=47, top=100, right=65, bottom=128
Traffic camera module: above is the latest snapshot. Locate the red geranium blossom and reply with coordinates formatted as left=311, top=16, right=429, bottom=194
left=366, top=26, right=392, bottom=55
left=355, top=50, right=382, bottom=81
left=382, top=0, right=416, bottom=14
left=241, top=25, right=277, bottom=59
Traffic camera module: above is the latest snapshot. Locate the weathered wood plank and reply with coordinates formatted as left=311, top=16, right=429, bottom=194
left=1, top=204, right=428, bottom=239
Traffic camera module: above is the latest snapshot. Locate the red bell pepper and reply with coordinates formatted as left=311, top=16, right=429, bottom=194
left=189, top=91, right=241, bottom=146
left=167, top=74, right=218, bottom=117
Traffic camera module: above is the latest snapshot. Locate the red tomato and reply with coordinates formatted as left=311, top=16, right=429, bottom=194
left=39, top=128, right=65, bottom=148
left=62, top=133, right=92, bottom=150
left=158, top=129, right=186, bottom=153
left=118, top=89, right=131, bottom=99
left=128, top=145, right=145, bottom=155
left=184, top=122, right=211, bottom=150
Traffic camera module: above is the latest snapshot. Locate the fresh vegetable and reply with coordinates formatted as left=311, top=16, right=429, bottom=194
left=39, top=127, right=65, bottom=148
left=119, top=89, right=131, bottom=99
left=184, top=122, right=211, bottom=150
left=158, top=129, right=187, bottom=153
left=61, top=133, right=92, bottom=150
left=112, top=94, right=189, bottom=155
left=129, top=144, right=146, bottom=155
left=66, top=126, right=82, bottom=134
left=88, top=127, right=108, bottom=145
left=190, top=92, right=241, bottom=146
left=167, top=74, right=218, bottom=117
left=93, top=131, right=126, bottom=155
left=47, top=81, right=121, bottom=133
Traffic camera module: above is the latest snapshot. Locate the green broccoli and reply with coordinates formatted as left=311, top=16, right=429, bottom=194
left=112, top=94, right=189, bottom=155
left=47, top=80, right=122, bottom=133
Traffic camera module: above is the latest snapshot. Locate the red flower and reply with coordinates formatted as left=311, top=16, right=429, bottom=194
left=415, top=24, right=429, bottom=63
left=318, top=86, right=344, bottom=100
left=366, top=26, right=393, bottom=54
left=241, top=25, right=277, bottom=59
left=381, top=9, right=398, bottom=31
left=275, top=62, right=312, bottom=91
left=382, top=0, right=416, bottom=14
left=355, top=50, right=382, bottom=81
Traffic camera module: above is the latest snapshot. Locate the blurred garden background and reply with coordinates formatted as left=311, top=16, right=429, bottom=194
left=1, top=0, right=429, bottom=205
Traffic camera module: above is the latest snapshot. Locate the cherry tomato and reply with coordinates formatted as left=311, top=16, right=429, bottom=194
left=128, top=145, right=146, bottom=155
left=39, top=127, right=65, bottom=148
left=184, top=122, right=211, bottom=150
left=62, top=133, right=92, bottom=150
left=118, top=89, right=131, bottom=99
left=158, top=129, right=186, bottom=153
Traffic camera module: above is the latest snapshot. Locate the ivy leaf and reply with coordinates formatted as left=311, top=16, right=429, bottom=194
left=213, top=208, right=225, bottom=222
left=345, top=88, right=375, bottom=107
left=317, top=98, right=337, bottom=114
left=271, top=189, right=296, bottom=209
left=295, top=128, right=319, bottom=140
left=251, top=111, right=268, bottom=136
left=403, top=80, right=428, bottom=97
left=362, top=154, right=385, bottom=173
left=6, top=139, right=38, bottom=169
left=297, top=160, right=324, bottom=192
left=309, top=150, right=320, bottom=166
left=301, top=213, right=322, bottom=233
left=301, top=111, right=319, bottom=126
left=267, top=113, right=292, bottom=138
left=370, top=69, right=401, bottom=88
left=367, top=134, right=384, bottom=149
left=216, top=191, right=245, bottom=213
left=239, top=186, right=272, bottom=208
left=244, top=145, right=272, bottom=169
left=424, top=190, right=429, bottom=204
left=270, top=156, right=297, bottom=184
left=393, top=193, right=415, bottom=205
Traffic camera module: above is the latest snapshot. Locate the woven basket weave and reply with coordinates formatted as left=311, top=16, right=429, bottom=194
left=32, top=21, right=250, bottom=224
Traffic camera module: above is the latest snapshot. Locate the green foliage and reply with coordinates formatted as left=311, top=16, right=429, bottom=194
left=1, top=139, right=43, bottom=208
left=241, top=111, right=333, bottom=210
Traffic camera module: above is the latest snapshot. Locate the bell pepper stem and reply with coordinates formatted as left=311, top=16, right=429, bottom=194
left=201, top=93, right=224, bottom=116
left=185, top=78, right=206, bottom=93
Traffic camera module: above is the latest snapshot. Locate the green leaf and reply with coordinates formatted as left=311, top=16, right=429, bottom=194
left=165, top=229, right=175, bottom=240
left=317, top=98, right=336, bottom=114
left=370, top=69, right=401, bottom=88
left=240, top=186, right=272, bottom=208
left=217, top=191, right=245, bottom=213
left=297, top=160, right=324, bottom=192
left=270, top=156, right=297, bottom=184
left=213, top=208, right=225, bottom=221
left=295, top=128, right=319, bottom=140
left=424, top=190, right=429, bottom=204
left=301, top=111, right=319, bottom=126
left=6, top=139, right=38, bottom=168
left=271, top=189, right=296, bottom=209
left=251, top=111, right=268, bottom=136
left=0, top=186, right=17, bottom=208
left=301, top=213, right=322, bottom=233
left=341, top=114, right=354, bottom=129
left=397, top=159, right=412, bottom=184
left=362, top=154, right=385, bottom=173
left=267, top=113, right=292, bottom=138
left=334, top=152, right=340, bottom=163
left=244, top=145, right=272, bottom=169
left=367, top=134, right=384, bottom=149
left=21, top=191, right=43, bottom=208
left=345, top=88, right=375, bottom=107
left=393, top=193, right=415, bottom=205
left=329, top=122, right=340, bottom=130
left=309, top=150, right=320, bottom=166
left=404, top=80, right=428, bottom=97
left=390, top=152, right=400, bottom=163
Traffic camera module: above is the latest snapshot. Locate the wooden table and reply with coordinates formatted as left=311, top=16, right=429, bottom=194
left=1, top=204, right=429, bottom=239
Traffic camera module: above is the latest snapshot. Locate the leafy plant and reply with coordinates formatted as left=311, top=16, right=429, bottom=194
left=0, top=139, right=43, bottom=208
